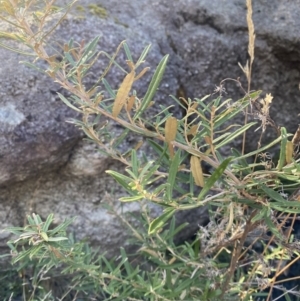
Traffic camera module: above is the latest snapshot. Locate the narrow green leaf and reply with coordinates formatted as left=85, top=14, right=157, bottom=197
left=42, top=214, right=54, bottom=232
left=235, top=134, right=291, bottom=160
left=142, top=164, right=161, bottom=184
left=21, top=61, right=45, bottom=74
left=102, top=78, right=116, bottom=98
left=123, top=42, right=133, bottom=62
left=260, top=184, right=286, bottom=203
left=166, top=150, right=181, bottom=200
left=166, top=269, right=172, bottom=290
left=0, top=41, right=35, bottom=56
left=147, top=139, right=170, bottom=165
left=192, top=105, right=209, bottom=122
left=47, top=237, right=68, bottom=242
left=198, top=157, right=232, bottom=200
left=170, top=95, right=187, bottom=110
left=33, top=213, right=42, bottom=225
left=101, top=256, right=114, bottom=272
left=134, top=54, right=169, bottom=120
left=81, top=127, right=97, bottom=141
left=195, top=95, right=212, bottom=112
left=4, top=227, right=24, bottom=234
left=278, top=174, right=300, bottom=182
left=131, top=149, right=138, bottom=177
left=40, top=232, right=49, bottom=241
left=106, top=170, right=133, bottom=192
left=0, top=254, right=11, bottom=259
left=166, top=216, right=176, bottom=244
left=57, top=92, right=82, bottom=113
left=231, top=148, right=251, bottom=173
left=173, top=277, right=194, bottom=293
left=234, top=198, right=262, bottom=208
left=214, top=102, right=249, bottom=129
left=251, top=207, right=268, bottom=222
left=119, top=195, right=144, bottom=202
left=264, top=214, right=282, bottom=239
left=189, top=171, right=195, bottom=196
left=68, top=38, right=74, bottom=49
left=125, top=168, right=138, bottom=180
left=212, top=132, right=231, bottom=144
left=154, top=112, right=173, bottom=128
left=79, top=36, right=100, bottom=65
left=139, top=161, right=156, bottom=180
left=277, top=127, right=288, bottom=171
left=213, top=96, right=222, bottom=107
left=193, top=238, right=200, bottom=258
left=64, top=52, right=76, bottom=66
left=152, top=183, right=170, bottom=195
left=215, top=122, right=256, bottom=149
left=27, top=245, right=43, bottom=260
left=85, top=36, right=100, bottom=53
left=48, top=217, right=76, bottom=235
left=214, top=91, right=262, bottom=129
left=13, top=248, right=34, bottom=263
left=148, top=208, right=176, bottom=235
left=113, top=129, right=130, bottom=148
left=215, top=150, right=225, bottom=162
left=120, top=247, right=133, bottom=275
left=136, top=44, right=152, bottom=67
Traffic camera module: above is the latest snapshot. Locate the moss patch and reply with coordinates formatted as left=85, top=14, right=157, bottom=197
left=87, top=4, right=107, bottom=18
left=75, top=5, right=86, bottom=13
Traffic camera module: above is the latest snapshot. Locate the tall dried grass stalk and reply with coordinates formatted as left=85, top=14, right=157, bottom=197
left=246, top=0, right=255, bottom=69
left=242, top=0, right=255, bottom=155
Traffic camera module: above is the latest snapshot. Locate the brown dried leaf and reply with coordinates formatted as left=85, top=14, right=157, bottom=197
left=191, top=102, right=198, bottom=110
left=127, top=95, right=135, bottom=113
left=134, top=67, right=150, bottom=81
left=187, top=125, right=198, bottom=136
left=112, top=69, right=135, bottom=117
left=165, top=117, right=177, bottom=143
left=190, top=156, right=204, bottom=187
left=63, top=44, right=69, bottom=52
left=286, top=141, right=294, bottom=164
left=46, top=70, right=55, bottom=78
left=147, top=101, right=154, bottom=109
left=94, top=94, right=103, bottom=106
left=292, top=125, right=300, bottom=146
left=134, top=140, right=143, bottom=151
left=168, top=143, right=175, bottom=159
left=70, top=48, right=79, bottom=60
left=204, top=136, right=212, bottom=145
left=87, top=86, right=98, bottom=97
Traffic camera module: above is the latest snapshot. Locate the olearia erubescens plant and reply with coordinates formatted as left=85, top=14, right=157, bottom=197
left=1, top=0, right=300, bottom=300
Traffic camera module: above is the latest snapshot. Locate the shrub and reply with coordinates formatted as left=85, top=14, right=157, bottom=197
left=1, top=0, right=300, bottom=300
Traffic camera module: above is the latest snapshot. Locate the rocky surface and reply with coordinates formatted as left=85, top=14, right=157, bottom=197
left=0, top=0, right=300, bottom=263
